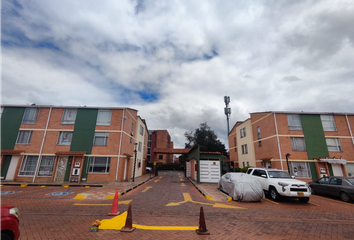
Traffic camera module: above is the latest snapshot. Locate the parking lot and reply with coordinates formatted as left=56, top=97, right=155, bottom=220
left=1, top=171, right=354, bottom=240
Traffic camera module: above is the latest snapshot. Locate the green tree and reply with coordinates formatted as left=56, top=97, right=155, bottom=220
left=184, top=122, right=227, bottom=156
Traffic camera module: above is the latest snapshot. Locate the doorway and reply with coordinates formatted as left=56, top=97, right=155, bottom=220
left=54, top=156, right=68, bottom=182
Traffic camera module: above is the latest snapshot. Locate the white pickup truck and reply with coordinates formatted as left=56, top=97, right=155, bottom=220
left=246, top=168, right=311, bottom=203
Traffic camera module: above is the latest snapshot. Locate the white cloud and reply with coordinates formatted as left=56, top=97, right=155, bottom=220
left=2, top=0, right=354, bottom=149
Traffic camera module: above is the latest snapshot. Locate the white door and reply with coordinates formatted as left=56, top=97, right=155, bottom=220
left=54, top=156, right=68, bottom=182
left=332, top=164, right=343, bottom=176
left=200, top=160, right=220, bottom=183
left=6, top=156, right=20, bottom=181
left=186, top=162, right=191, bottom=177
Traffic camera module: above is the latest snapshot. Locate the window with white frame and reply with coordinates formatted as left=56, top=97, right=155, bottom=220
left=19, top=156, right=39, bottom=176
left=88, top=157, right=111, bottom=173
left=321, top=115, right=337, bottom=131
left=93, top=132, right=109, bottom=146
left=289, top=162, right=312, bottom=178
left=326, top=138, right=342, bottom=152
left=61, top=109, right=77, bottom=124
left=138, top=141, right=142, bottom=152
left=38, top=156, right=55, bottom=176
left=57, top=131, right=73, bottom=145
left=243, top=128, right=246, bottom=137
left=131, top=123, right=134, bottom=136
left=291, top=137, right=307, bottom=151
left=16, top=131, right=32, bottom=144
left=287, top=114, right=302, bottom=130
left=240, top=129, right=243, bottom=138
left=96, top=110, right=111, bottom=126
left=139, top=125, right=144, bottom=135
left=257, top=126, right=261, bottom=139
left=22, top=108, right=39, bottom=124
left=242, top=144, right=248, bottom=154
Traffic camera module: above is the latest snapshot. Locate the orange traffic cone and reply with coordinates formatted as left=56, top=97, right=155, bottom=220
left=108, top=190, right=120, bottom=216
left=121, top=204, right=136, bottom=232
left=196, top=207, right=210, bottom=235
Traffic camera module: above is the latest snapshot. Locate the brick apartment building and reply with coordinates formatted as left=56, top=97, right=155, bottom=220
left=148, top=130, right=174, bottom=164
left=1, top=105, right=148, bottom=183
left=229, top=111, right=354, bottom=182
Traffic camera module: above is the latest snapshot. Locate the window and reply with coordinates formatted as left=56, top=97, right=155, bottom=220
left=96, top=110, right=111, bottom=126
left=291, top=137, right=306, bottom=151
left=289, top=162, right=312, bottom=178
left=57, top=131, right=73, bottom=145
left=252, top=169, right=267, bottom=177
left=240, top=128, right=246, bottom=138
left=138, top=142, right=142, bottom=152
left=19, top=156, right=39, bottom=176
left=287, top=114, right=302, bottom=130
left=258, top=141, right=262, bottom=147
left=139, top=125, right=144, bottom=135
left=321, top=115, right=337, bottom=131
left=329, top=177, right=342, bottom=185
left=93, top=132, right=109, bottom=146
left=38, top=156, right=55, bottom=176
left=247, top=162, right=249, bottom=167
left=326, top=138, right=342, bottom=152
left=240, top=129, right=243, bottom=138
left=22, top=108, right=39, bottom=124
left=242, top=162, right=245, bottom=168
left=234, top=137, right=236, bottom=146
left=16, top=131, right=32, bottom=144
left=88, top=157, right=111, bottom=173
left=318, top=177, right=329, bottom=184
left=159, top=155, right=163, bottom=160
left=257, top=126, right=261, bottom=139
left=61, top=109, right=77, bottom=124
left=242, top=144, right=248, bottom=154
left=131, top=123, right=134, bottom=136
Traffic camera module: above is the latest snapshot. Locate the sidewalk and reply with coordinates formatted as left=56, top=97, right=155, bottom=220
left=189, top=178, right=231, bottom=202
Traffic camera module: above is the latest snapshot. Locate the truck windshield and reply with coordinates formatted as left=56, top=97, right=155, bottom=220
left=268, top=171, right=292, bottom=178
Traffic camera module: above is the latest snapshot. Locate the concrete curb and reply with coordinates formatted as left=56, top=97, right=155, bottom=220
left=118, top=175, right=156, bottom=198
left=187, top=178, right=215, bottom=201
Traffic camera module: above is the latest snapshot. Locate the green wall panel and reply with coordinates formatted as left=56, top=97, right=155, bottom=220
left=187, top=146, right=200, bottom=182
left=70, top=108, right=98, bottom=153
left=64, top=156, right=73, bottom=182
left=300, top=115, right=329, bottom=160
left=1, top=107, right=25, bottom=150
left=1, top=155, right=12, bottom=179
left=308, top=162, right=318, bottom=181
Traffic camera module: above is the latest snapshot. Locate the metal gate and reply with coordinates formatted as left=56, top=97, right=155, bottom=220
left=186, top=161, right=191, bottom=177
left=200, top=160, right=220, bottom=183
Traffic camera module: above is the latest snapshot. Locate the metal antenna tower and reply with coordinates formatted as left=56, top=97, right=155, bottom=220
left=224, top=96, right=231, bottom=134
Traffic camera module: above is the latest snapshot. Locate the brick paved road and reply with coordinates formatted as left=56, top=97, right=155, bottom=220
left=1, top=171, right=354, bottom=240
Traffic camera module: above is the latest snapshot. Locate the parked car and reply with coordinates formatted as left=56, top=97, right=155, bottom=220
left=309, top=176, right=354, bottom=202
left=246, top=168, right=311, bottom=202
left=218, top=172, right=264, bottom=201
left=1, top=205, right=20, bottom=240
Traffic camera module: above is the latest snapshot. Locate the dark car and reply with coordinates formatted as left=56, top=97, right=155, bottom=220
left=1, top=205, right=20, bottom=240
left=309, top=176, right=354, bottom=202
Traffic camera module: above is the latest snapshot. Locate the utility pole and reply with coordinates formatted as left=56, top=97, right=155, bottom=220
left=132, top=142, right=138, bottom=183
left=224, top=96, right=231, bottom=134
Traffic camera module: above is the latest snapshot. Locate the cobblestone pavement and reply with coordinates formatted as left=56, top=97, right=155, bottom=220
left=1, top=171, right=354, bottom=240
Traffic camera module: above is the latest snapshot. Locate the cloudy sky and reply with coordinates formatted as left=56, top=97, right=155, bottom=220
left=2, top=0, right=354, bottom=149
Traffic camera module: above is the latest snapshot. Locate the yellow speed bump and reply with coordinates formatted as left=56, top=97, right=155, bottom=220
left=99, top=212, right=198, bottom=231
left=62, top=185, right=69, bottom=188
left=21, top=184, right=27, bottom=187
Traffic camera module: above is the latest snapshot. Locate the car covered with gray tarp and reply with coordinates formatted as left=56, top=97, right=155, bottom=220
left=218, top=172, right=264, bottom=201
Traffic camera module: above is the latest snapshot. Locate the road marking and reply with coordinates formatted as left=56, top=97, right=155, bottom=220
left=154, top=180, right=160, bottom=182
left=142, top=186, right=152, bottom=192
left=166, top=193, right=245, bottom=209
left=181, top=183, right=186, bottom=187
left=99, top=211, right=198, bottom=231
left=47, top=191, right=74, bottom=196
left=312, top=195, right=354, bottom=206
left=263, top=198, right=279, bottom=205
left=74, top=200, right=132, bottom=206
left=1, top=191, right=21, bottom=195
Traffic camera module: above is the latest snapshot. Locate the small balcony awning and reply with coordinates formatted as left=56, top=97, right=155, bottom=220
left=319, top=158, right=347, bottom=165
left=1, top=150, right=24, bottom=155
left=55, top=151, right=86, bottom=156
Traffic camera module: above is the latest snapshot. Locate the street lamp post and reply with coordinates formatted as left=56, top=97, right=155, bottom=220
left=285, top=153, right=291, bottom=174
left=132, top=143, right=138, bottom=183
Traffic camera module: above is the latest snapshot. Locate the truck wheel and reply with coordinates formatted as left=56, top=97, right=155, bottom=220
left=299, top=197, right=309, bottom=203
left=269, top=187, right=280, bottom=202
left=340, top=192, right=352, bottom=202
